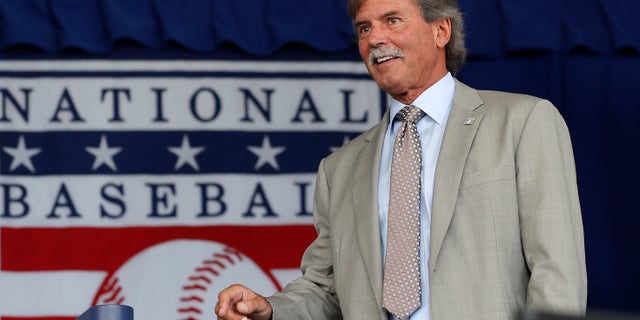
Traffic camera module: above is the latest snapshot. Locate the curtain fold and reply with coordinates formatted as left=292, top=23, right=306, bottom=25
left=155, top=0, right=216, bottom=52
left=0, top=0, right=57, bottom=51
left=458, top=0, right=503, bottom=58
left=1, top=0, right=637, bottom=56
left=601, top=0, right=640, bottom=52
left=499, top=0, right=562, bottom=53
left=561, top=0, right=611, bottom=54
left=51, top=0, right=111, bottom=53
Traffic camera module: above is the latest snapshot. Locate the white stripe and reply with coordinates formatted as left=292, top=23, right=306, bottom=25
left=0, top=268, right=301, bottom=317
left=0, top=174, right=316, bottom=227
left=0, top=271, right=107, bottom=316
left=0, top=76, right=381, bottom=132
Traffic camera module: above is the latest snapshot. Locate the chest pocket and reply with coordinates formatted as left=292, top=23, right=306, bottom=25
left=459, top=165, right=514, bottom=190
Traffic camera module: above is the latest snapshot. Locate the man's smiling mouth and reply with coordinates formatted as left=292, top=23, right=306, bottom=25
left=376, top=56, right=396, bottom=64
left=368, top=46, right=405, bottom=66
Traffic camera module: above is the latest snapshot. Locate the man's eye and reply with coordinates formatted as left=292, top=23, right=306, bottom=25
left=359, top=26, right=370, bottom=34
left=389, top=17, right=400, bottom=24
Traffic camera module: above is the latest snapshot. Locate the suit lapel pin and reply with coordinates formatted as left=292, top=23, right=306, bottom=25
left=463, top=117, right=476, bottom=125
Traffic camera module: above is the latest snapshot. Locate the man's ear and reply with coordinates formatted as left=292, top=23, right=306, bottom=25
left=434, top=17, right=452, bottom=48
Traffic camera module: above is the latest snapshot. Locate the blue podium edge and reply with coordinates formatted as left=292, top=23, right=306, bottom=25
left=77, top=304, right=133, bottom=320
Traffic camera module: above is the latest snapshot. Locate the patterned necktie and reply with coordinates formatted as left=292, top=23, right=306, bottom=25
left=382, top=105, right=424, bottom=320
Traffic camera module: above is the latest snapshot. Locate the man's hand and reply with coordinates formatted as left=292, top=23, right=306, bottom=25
left=215, top=284, right=273, bottom=320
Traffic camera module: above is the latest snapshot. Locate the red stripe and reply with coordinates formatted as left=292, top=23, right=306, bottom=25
left=1, top=225, right=316, bottom=273
left=2, top=318, right=74, bottom=320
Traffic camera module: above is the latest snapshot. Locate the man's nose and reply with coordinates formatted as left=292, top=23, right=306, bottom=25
left=367, top=25, right=389, bottom=47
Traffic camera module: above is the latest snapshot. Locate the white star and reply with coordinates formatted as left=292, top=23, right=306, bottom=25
left=329, top=135, right=352, bottom=153
left=2, top=135, right=42, bottom=173
left=168, top=134, right=205, bottom=171
left=85, top=135, right=122, bottom=172
left=247, top=135, right=286, bottom=170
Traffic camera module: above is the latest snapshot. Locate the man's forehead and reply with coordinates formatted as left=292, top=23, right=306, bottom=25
left=355, top=0, right=416, bottom=19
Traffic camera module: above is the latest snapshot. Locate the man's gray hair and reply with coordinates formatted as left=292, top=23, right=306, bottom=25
left=347, top=0, right=467, bottom=74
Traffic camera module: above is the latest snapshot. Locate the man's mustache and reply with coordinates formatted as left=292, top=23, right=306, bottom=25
left=368, top=46, right=405, bottom=66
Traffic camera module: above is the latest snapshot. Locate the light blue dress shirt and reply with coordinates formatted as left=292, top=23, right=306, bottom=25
left=378, top=72, right=455, bottom=319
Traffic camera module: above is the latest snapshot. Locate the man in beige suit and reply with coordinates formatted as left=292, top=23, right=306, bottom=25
left=215, top=0, right=587, bottom=319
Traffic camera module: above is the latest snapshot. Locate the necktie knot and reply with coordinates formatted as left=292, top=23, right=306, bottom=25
left=396, top=105, right=425, bottom=124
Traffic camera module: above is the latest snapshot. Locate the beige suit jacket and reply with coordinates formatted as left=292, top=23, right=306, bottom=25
left=267, top=80, right=587, bottom=320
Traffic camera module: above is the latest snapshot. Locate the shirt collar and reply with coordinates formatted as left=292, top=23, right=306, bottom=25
left=388, top=72, right=455, bottom=126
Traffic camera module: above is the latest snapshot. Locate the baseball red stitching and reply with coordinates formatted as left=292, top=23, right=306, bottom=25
left=177, top=246, right=244, bottom=320
left=94, top=275, right=125, bottom=305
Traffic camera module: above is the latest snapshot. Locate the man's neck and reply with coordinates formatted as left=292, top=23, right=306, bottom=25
left=389, top=70, right=449, bottom=105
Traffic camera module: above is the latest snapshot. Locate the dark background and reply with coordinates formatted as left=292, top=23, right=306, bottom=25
left=1, top=0, right=638, bottom=314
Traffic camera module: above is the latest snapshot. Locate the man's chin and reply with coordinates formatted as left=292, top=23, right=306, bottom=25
left=375, top=80, right=405, bottom=95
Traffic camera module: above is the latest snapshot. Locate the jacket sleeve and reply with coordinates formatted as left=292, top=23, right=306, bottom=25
left=517, top=99, right=588, bottom=315
left=266, top=158, right=342, bottom=320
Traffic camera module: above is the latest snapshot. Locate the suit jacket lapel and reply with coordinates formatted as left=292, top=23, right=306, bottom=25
left=429, top=80, right=485, bottom=277
left=352, top=109, right=390, bottom=313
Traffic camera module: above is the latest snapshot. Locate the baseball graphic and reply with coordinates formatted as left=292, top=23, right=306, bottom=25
left=93, top=239, right=278, bottom=320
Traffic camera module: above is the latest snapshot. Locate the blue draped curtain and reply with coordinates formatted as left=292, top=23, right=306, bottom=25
left=1, top=0, right=638, bottom=313
left=1, top=0, right=638, bottom=55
